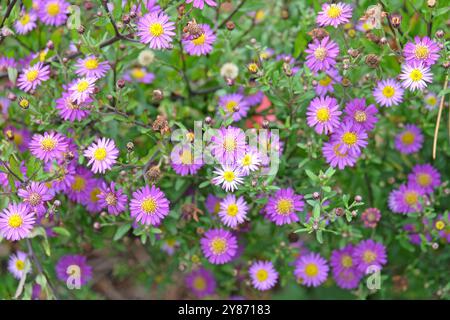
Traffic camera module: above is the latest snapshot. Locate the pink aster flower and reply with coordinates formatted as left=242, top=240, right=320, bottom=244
left=322, top=140, right=360, bottom=169
left=394, top=124, right=424, bottom=154
left=83, top=137, right=119, bottom=174
left=170, top=144, right=203, bottom=176
left=17, top=62, right=50, bottom=92
left=237, top=147, right=261, bottom=176
left=8, top=251, right=31, bottom=280
left=218, top=93, right=249, bottom=122
left=343, top=98, right=378, bottom=132
left=388, top=183, right=425, bottom=214
left=130, top=185, right=170, bottom=226
left=183, top=24, right=216, bottom=56
left=218, top=194, right=249, bottom=228
left=29, top=131, right=68, bottom=162
left=65, top=166, right=94, bottom=204
left=185, top=0, right=217, bottom=9
left=403, top=36, right=440, bottom=67
left=200, top=228, right=238, bottom=264
left=373, top=78, right=404, bottom=107
left=0, top=203, right=36, bottom=241
left=399, top=63, right=433, bottom=92
left=265, top=188, right=304, bottom=226
left=14, top=11, right=37, bottom=34
left=18, top=181, right=54, bottom=217
left=331, top=120, right=368, bottom=155
left=55, top=91, right=92, bottom=122
left=294, top=252, right=329, bottom=287
left=306, top=95, right=342, bottom=134
left=212, top=164, right=244, bottom=192
left=0, top=56, right=16, bottom=71
left=249, top=261, right=279, bottom=291
left=314, top=69, right=342, bottom=96
left=85, top=181, right=104, bottom=214
left=211, top=126, right=246, bottom=165
left=74, top=55, right=111, bottom=79
left=38, top=0, right=69, bottom=26
left=305, top=37, right=339, bottom=72
left=123, top=67, right=155, bottom=84
left=353, top=239, right=387, bottom=273
left=137, top=11, right=176, bottom=50
left=424, top=92, right=438, bottom=110
left=55, top=254, right=92, bottom=286
left=185, top=267, right=216, bottom=298
left=333, top=268, right=363, bottom=290
left=316, top=2, right=353, bottom=28
left=68, top=77, right=96, bottom=104
left=98, top=182, right=128, bottom=216
left=361, top=208, right=381, bottom=228
left=407, top=163, right=441, bottom=194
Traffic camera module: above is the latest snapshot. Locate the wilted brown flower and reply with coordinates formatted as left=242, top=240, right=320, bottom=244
left=183, top=19, right=204, bottom=39
left=145, top=165, right=162, bottom=184
left=308, top=28, right=329, bottom=41
left=390, top=13, right=402, bottom=28
left=152, top=115, right=170, bottom=135
left=365, top=54, right=381, bottom=68
left=360, top=4, right=385, bottom=29
left=181, top=203, right=204, bottom=222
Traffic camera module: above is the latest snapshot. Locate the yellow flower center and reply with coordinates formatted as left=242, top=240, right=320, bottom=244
left=223, top=171, right=235, bottom=182
left=47, top=3, right=60, bottom=16
left=180, top=149, right=193, bottom=165
left=131, top=68, right=145, bottom=79
left=363, top=250, right=376, bottom=263
left=414, top=45, right=429, bottom=59
left=401, top=132, right=415, bottom=145
left=341, top=255, right=353, bottom=268
left=14, top=133, right=23, bottom=146
left=314, top=47, right=327, bottom=61
left=225, top=100, right=238, bottom=113
left=409, top=69, right=423, bottom=82
left=76, top=80, right=89, bottom=93
left=72, top=176, right=86, bottom=192
left=316, top=107, right=330, bottom=122
left=149, top=23, right=164, bottom=37
left=90, top=188, right=101, bottom=203
left=193, top=276, right=206, bottom=291
left=8, top=214, right=23, bottom=228
left=342, top=132, right=357, bottom=146
left=29, top=192, right=42, bottom=206
left=141, top=197, right=157, bottom=214
left=417, top=173, right=431, bottom=187
left=354, top=110, right=367, bottom=123
left=276, top=198, right=293, bottom=215
left=327, top=4, right=342, bottom=18
left=40, top=137, right=57, bottom=151
left=305, top=263, right=319, bottom=277
left=93, top=147, right=107, bottom=161
left=256, top=269, right=269, bottom=282
left=192, top=33, right=206, bottom=46
left=382, top=85, right=395, bottom=98
left=20, top=14, right=30, bottom=25
left=362, top=22, right=373, bottom=31
left=26, top=70, right=39, bottom=82
left=255, top=10, right=265, bottom=21
left=319, top=76, right=332, bottom=86
left=19, top=99, right=30, bottom=108
left=105, top=192, right=117, bottom=206
left=85, top=58, right=99, bottom=70
left=16, top=260, right=25, bottom=270
left=404, top=191, right=418, bottom=206
left=247, top=63, right=259, bottom=73
left=214, top=202, right=220, bottom=214
left=210, top=237, right=227, bottom=255
left=38, top=50, right=47, bottom=62
left=226, top=204, right=238, bottom=217
left=241, top=154, right=252, bottom=166
left=435, top=220, right=445, bottom=230
left=223, top=136, right=236, bottom=151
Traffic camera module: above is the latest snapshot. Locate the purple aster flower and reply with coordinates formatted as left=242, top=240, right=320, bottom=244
left=200, top=228, right=238, bottom=264
left=353, top=240, right=387, bottom=273
left=258, top=130, right=284, bottom=167
left=4, top=126, right=31, bottom=152
left=55, top=255, right=92, bottom=286
left=185, top=0, right=217, bottom=9
left=218, top=194, right=249, bottom=228
left=249, top=261, right=279, bottom=291
left=68, top=77, right=97, bottom=104
left=394, top=124, right=424, bottom=154
left=265, top=188, right=304, bottom=225
left=306, top=95, right=342, bottom=134
left=330, top=244, right=358, bottom=274
left=18, top=181, right=54, bottom=217
left=212, top=164, right=244, bottom=192
left=316, top=2, right=353, bottom=28
left=218, top=93, right=250, bottom=122
left=85, top=181, right=103, bottom=214
left=185, top=267, right=216, bottom=298
left=17, top=62, right=50, bottom=92
left=331, top=120, right=368, bottom=154
left=0, top=203, right=36, bottom=241
left=373, top=78, right=404, bottom=107
left=294, top=252, right=329, bottom=287
left=55, top=91, right=92, bottom=122
left=74, top=55, right=111, bottom=79
left=403, top=36, right=440, bottom=67
left=388, top=183, right=425, bottom=214
left=205, top=194, right=221, bottom=214
left=211, top=126, right=246, bottom=165
left=424, top=92, right=438, bottom=110
left=305, top=37, right=339, bottom=72
left=237, top=147, right=261, bottom=175
left=170, top=144, right=203, bottom=176
left=322, top=140, right=359, bottom=169
left=333, top=269, right=363, bottom=290
left=407, top=163, right=441, bottom=194
left=245, top=91, right=264, bottom=107
left=183, top=24, right=216, bottom=56
left=130, top=185, right=170, bottom=226
left=137, top=11, right=175, bottom=50
left=98, top=182, right=128, bottom=216
left=29, top=131, right=68, bottom=162
left=344, top=98, right=378, bottom=131
left=14, top=11, right=37, bottom=34
left=0, top=97, right=11, bottom=118
left=315, top=69, right=341, bottom=96
left=123, top=67, right=155, bottom=84
left=434, top=215, right=450, bottom=243
left=38, top=0, right=69, bottom=26
left=399, top=62, right=433, bottom=92
left=65, top=166, right=94, bottom=204
left=83, top=137, right=119, bottom=174
left=361, top=208, right=381, bottom=228
left=0, top=56, right=16, bottom=72
left=8, top=251, right=31, bottom=280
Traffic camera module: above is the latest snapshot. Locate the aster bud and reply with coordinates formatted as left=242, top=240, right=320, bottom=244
left=335, top=207, right=345, bottom=217
left=262, top=119, right=270, bottom=129
left=107, top=94, right=113, bottom=100
left=54, top=200, right=61, bottom=207
left=313, top=192, right=320, bottom=200
left=390, top=13, right=402, bottom=28
left=427, top=0, right=436, bottom=8
left=145, top=165, right=162, bottom=184
left=93, top=222, right=101, bottom=230
left=354, top=195, right=362, bottom=202
left=379, top=37, right=388, bottom=45
left=443, top=61, right=450, bottom=69
left=196, top=227, right=204, bottom=235
left=226, top=77, right=235, bottom=86
left=62, top=57, right=68, bottom=63
left=226, top=20, right=235, bottom=31
left=117, top=79, right=126, bottom=88
left=18, top=97, right=30, bottom=109
left=5, top=129, right=14, bottom=140
left=46, top=40, right=54, bottom=50
left=177, top=4, right=186, bottom=16
left=7, top=92, right=17, bottom=101
left=100, top=211, right=107, bottom=217
left=152, top=89, right=164, bottom=102
left=84, top=1, right=94, bottom=10
left=281, top=7, right=289, bottom=19
left=431, top=242, right=439, bottom=250
left=96, top=10, right=103, bottom=17
left=204, top=116, right=212, bottom=125
left=130, top=11, right=137, bottom=19
left=122, top=14, right=130, bottom=24
left=365, top=54, right=381, bottom=68
left=351, top=210, right=358, bottom=217
left=288, top=232, right=299, bottom=243
left=77, top=25, right=85, bottom=34
left=126, top=142, right=134, bottom=152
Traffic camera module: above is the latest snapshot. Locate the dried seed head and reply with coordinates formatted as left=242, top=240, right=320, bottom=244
left=308, top=28, right=329, bottom=41
left=365, top=54, right=381, bottom=68
left=145, top=165, right=162, bottom=184
left=184, top=19, right=204, bottom=39
left=152, top=115, right=170, bottom=135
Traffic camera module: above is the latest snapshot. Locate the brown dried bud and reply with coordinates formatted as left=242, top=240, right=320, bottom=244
left=77, top=25, right=85, bottom=34
left=177, top=4, right=186, bottom=16
left=184, top=19, right=204, bottom=39
left=226, top=21, right=235, bottom=31
left=366, top=32, right=380, bottom=44
left=288, top=232, right=299, bottom=243
left=126, top=142, right=134, bottom=152
left=348, top=48, right=360, bottom=58
left=365, top=54, right=381, bottom=68
left=152, top=115, right=170, bottom=135
left=122, top=14, right=130, bottom=24
left=181, top=203, right=203, bottom=222
left=393, top=275, right=408, bottom=293
left=283, top=63, right=293, bottom=77
left=145, top=165, right=162, bottom=184
left=152, top=89, right=164, bottom=102
left=84, top=1, right=94, bottom=10
left=281, top=7, right=289, bottom=19
left=390, top=13, right=402, bottom=28
left=308, top=28, right=329, bottom=41
left=117, top=79, right=126, bottom=88
left=64, top=151, right=75, bottom=162
left=341, top=77, right=351, bottom=87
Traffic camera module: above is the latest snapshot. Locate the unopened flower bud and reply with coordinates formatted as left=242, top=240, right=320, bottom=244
left=5, top=129, right=14, bottom=140
left=204, top=116, right=212, bottom=125
left=96, top=10, right=103, bottom=17
left=117, top=79, right=125, bottom=88
left=379, top=37, right=387, bottom=45
left=281, top=7, right=289, bottom=19
left=365, top=54, right=380, bottom=68
left=313, top=192, right=320, bottom=200
left=77, top=25, right=85, bottom=34
left=54, top=200, right=61, bottom=207
left=435, top=30, right=444, bottom=38
left=122, top=14, right=131, bottom=24
left=262, top=119, right=270, bottom=129
left=390, top=13, right=402, bottom=28
left=46, top=40, right=54, bottom=50
left=126, top=142, right=134, bottom=152
left=431, top=242, right=439, bottom=250
left=84, top=1, right=94, bottom=10
left=152, top=89, right=164, bottom=102
left=335, top=207, right=345, bottom=217
left=226, top=21, right=235, bottom=31
left=354, top=195, right=362, bottom=202
left=427, top=0, right=436, bottom=8
left=348, top=48, right=360, bottom=58
left=7, top=92, right=17, bottom=101
left=93, top=222, right=101, bottom=230
left=18, top=97, right=30, bottom=109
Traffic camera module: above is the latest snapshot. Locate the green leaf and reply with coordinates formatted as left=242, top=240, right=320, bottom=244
left=313, top=203, right=321, bottom=220
left=9, top=155, right=24, bottom=181
left=315, top=230, right=323, bottom=244
left=113, top=223, right=132, bottom=241
left=52, top=227, right=71, bottom=237
left=198, top=180, right=211, bottom=189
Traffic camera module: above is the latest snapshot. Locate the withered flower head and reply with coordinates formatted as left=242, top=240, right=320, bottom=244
left=145, top=165, right=162, bottom=184
left=307, top=28, right=329, bottom=41
left=365, top=54, right=381, bottom=68
left=181, top=203, right=204, bottom=222
left=152, top=115, right=170, bottom=135
left=183, top=19, right=204, bottom=39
